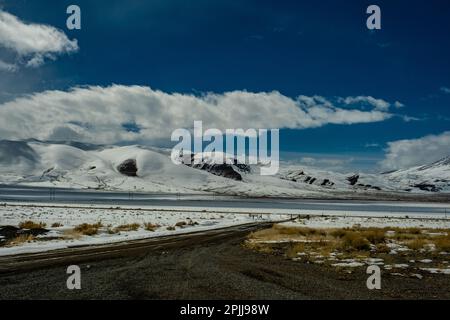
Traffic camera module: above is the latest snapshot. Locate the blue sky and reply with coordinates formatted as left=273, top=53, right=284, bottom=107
left=0, top=0, right=450, bottom=172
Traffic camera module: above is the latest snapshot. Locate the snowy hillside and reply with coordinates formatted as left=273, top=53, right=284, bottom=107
left=0, top=140, right=323, bottom=197
left=383, top=157, right=450, bottom=192
left=0, top=140, right=449, bottom=196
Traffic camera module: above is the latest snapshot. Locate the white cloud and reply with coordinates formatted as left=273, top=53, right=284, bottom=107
left=381, top=131, right=450, bottom=169
left=441, top=87, right=450, bottom=94
left=0, top=10, right=78, bottom=69
left=341, top=96, right=392, bottom=111
left=0, top=85, right=394, bottom=145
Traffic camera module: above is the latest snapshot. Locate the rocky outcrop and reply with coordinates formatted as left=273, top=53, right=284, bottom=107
left=413, top=183, right=440, bottom=192
left=347, top=174, right=359, bottom=186
left=181, top=154, right=249, bottom=181
left=117, top=159, right=138, bottom=177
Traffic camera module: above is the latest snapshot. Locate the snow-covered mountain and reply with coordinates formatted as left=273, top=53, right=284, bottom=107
left=382, top=156, right=450, bottom=193
left=0, top=140, right=449, bottom=197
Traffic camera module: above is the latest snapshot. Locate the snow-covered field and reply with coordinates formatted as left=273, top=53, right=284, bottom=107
left=0, top=203, right=290, bottom=256
left=279, top=215, right=450, bottom=230
left=1, top=201, right=450, bottom=257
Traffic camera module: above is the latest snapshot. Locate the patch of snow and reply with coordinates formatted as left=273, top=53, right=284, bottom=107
left=420, top=268, right=450, bottom=275
left=419, top=259, right=433, bottom=264
left=393, top=264, right=409, bottom=269
left=332, top=261, right=365, bottom=268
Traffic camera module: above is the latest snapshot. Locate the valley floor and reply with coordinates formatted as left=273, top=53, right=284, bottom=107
left=1, top=200, right=450, bottom=257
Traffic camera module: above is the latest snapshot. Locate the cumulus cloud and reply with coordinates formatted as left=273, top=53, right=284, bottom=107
left=0, top=85, right=394, bottom=145
left=340, top=96, right=391, bottom=111
left=381, top=131, right=450, bottom=169
left=0, top=10, right=78, bottom=68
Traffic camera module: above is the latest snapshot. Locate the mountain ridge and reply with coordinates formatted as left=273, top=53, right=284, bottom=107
left=0, top=140, right=449, bottom=195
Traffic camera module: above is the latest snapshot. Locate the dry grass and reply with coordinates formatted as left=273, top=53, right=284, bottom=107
left=340, top=232, right=371, bottom=251
left=73, top=222, right=103, bottom=236
left=6, top=234, right=35, bottom=246
left=167, top=226, right=176, bottom=231
left=245, top=224, right=450, bottom=271
left=144, top=223, right=161, bottom=232
left=113, top=223, right=140, bottom=232
left=286, top=243, right=306, bottom=258
left=435, top=236, right=450, bottom=251
left=406, top=238, right=428, bottom=250
left=361, top=230, right=386, bottom=244
left=18, top=221, right=46, bottom=229
left=51, top=222, right=63, bottom=228
left=274, top=225, right=326, bottom=237
left=330, top=229, right=347, bottom=238
left=244, top=241, right=274, bottom=254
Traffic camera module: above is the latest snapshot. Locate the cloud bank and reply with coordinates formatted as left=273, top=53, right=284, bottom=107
left=0, top=10, right=78, bottom=69
left=381, top=131, right=450, bottom=169
left=0, top=85, right=395, bottom=145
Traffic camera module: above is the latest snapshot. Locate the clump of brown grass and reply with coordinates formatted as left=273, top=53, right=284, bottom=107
left=435, top=236, right=450, bottom=251
left=330, top=229, right=347, bottom=238
left=74, top=222, right=103, bottom=236
left=114, top=223, right=140, bottom=232
left=340, top=232, right=371, bottom=251
left=243, top=240, right=274, bottom=254
left=273, top=225, right=326, bottom=237
left=51, top=222, right=63, bottom=228
left=361, top=230, right=386, bottom=244
left=6, top=234, right=35, bottom=246
left=406, top=238, right=428, bottom=250
left=144, top=223, right=161, bottom=232
left=19, top=221, right=46, bottom=229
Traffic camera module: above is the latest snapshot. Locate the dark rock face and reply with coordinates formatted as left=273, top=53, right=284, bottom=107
left=117, top=159, right=138, bottom=177
left=321, top=179, right=335, bottom=187
left=283, top=171, right=335, bottom=188
left=413, top=183, right=440, bottom=192
left=347, top=174, right=360, bottom=186
left=357, top=184, right=382, bottom=191
left=192, top=163, right=243, bottom=181
left=181, top=154, right=248, bottom=181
